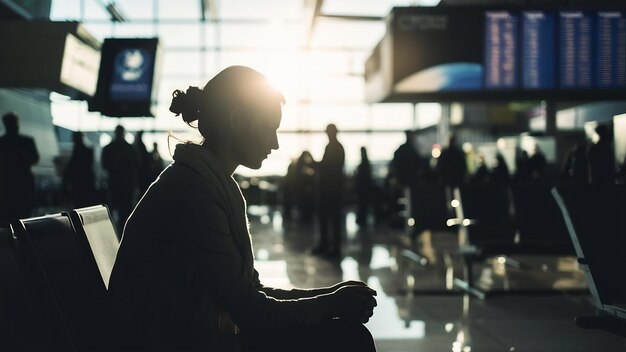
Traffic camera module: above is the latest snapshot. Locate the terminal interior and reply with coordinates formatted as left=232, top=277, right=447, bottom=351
left=1, top=0, right=626, bottom=351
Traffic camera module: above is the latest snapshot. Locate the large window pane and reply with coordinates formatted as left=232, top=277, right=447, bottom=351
left=159, top=23, right=202, bottom=48
left=112, top=23, right=156, bottom=38
left=162, top=51, right=202, bottom=76
left=116, top=0, right=155, bottom=21
left=50, top=0, right=81, bottom=20
left=158, top=0, right=200, bottom=20
left=83, top=0, right=110, bottom=20
left=311, top=18, right=384, bottom=49
left=219, top=0, right=303, bottom=21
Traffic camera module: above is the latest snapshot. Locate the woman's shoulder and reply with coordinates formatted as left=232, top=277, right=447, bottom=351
left=156, top=162, right=225, bottom=201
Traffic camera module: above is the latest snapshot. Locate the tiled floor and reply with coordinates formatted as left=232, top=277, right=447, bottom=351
left=248, top=206, right=626, bottom=352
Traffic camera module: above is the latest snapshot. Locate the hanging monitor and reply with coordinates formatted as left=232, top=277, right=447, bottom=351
left=90, top=38, right=162, bottom=117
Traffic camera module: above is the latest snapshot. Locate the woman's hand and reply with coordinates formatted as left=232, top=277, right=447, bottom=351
left=328, top=285, right=377, bottom=323
left=329, top=280, right=368, bottom=292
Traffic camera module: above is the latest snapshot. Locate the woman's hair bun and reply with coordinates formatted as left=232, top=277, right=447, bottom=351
left=169, top=86, right=202, bottom=123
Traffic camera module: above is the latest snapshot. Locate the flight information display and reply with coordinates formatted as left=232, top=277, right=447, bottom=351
left=595, top=11, right=626, bottom=88
left=366, top=6, right=626, bottom=102
left=522, top=11, right=555, bottom=89
left=485, top=11, right=518, bottom=89
left=559, top=11, right=593, bottom=89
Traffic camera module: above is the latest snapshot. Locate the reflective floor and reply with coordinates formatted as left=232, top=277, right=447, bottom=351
left=248, top=206, right=626, bottom=352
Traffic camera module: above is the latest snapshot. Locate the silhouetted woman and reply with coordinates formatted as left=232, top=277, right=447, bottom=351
left=108, top=66, right=377, bottom=352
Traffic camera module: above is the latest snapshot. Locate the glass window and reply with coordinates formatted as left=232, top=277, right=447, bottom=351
left=116, top=0, right=155, bottom=20
left=161, top=51, right=202, bottom=76
left=83, top=0, right=110, bottom=20
left=309, top=76, right=364, bottom=102
left=158, top=24, right=202, bottom=48
left=220, top=0, right=303, bottom=21
left=50, top=0, right=81, bottom=20
left=83, top=23, right=113, bottom=42
left=111, top=23, right=156, bottom=38
left=158, top=0, right=200, bottom=20
left=369, top=103, right=414, bottom=130
left=311, top=18, right=385, bottom=50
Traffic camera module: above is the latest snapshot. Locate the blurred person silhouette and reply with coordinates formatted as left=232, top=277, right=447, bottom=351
left=390, top=130, right=422, bottom=232
left=560, top=141, right=589, bottom=185
left=62, top=131, right=96, bottom=208
left=469, top=154, right=490, bottom=185
left=101, top=125, right=139, bottom=235
left=281, top=157, right=297, bottom=221
left=587, top=124, right=615, bottom=186
left=436, top=133, right=467, bottom=187
left=491, top=153, right=510, bottom=185
left=355, top=146, right=373, bottom=227
left=0, top=112, right=39, bottom=225
left=295, top=150, right=317, bottom=223
left=108, top=66, right=377, bottom=352
left=148, top=142, right=165, bottom=181
left=390, top=130, right=421, bottom=189
left=313, top=124, right=346, bottom=258
left=134, top=130, right=152, bottom=195
left=514, top=149, right=532, bottom=184
left=529, top=144, right=547, bottom=183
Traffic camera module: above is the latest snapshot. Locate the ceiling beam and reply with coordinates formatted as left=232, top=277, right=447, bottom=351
left=201, top=0, right=218, bottom=21
left=304, top=0, right=323, bottom=48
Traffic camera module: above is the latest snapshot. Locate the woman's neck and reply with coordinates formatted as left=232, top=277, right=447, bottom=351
left=201, top=141, right=237, bottom=176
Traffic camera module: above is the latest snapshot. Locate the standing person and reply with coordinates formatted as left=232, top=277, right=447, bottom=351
left=134, top=130, right=152, bottom=195
left=436, top=133, right=467, bottom=188
left=528, top=144, right=547, bottom=183
left=491, top=153, right=510, bottom=185
left=355, top=146, right=373, bottom=227
left=148, top=142, right=165, bottom=182
left=295, top=150, right=317, bottom=223
left=390, top=130, right=423, bottom=231
left=587, top=124, right=615, bottom=186
left=313, top=123, right=346, bottom=258
left=101, top=125, right=139, bottom=235
left=0, top=112, right=39, bottom=225
left=63, top=131, right=96, bottom=208
left=108, top=66, right=377, bottom=352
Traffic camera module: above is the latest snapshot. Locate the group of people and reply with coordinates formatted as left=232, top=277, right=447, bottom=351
left=281, top=126, right=377, bottom=258
left=63, top=125, right=165, bottom=233
left=0, top=110, right=165, bottom=232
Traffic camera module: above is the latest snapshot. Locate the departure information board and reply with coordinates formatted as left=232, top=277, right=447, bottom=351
left=595, top=11, right=626, bottom=88
left=559, top=11, right=593, bottom=88
left=485, top=11, right=518, bottom=89
left=366, top=6, right=626, bottom=102
left=522, top=11, right=555, bottom=89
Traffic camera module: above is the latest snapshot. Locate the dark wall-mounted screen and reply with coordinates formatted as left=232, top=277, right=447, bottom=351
left=367, top=6, right=626, bottom=102
left=90, top=38, right=161, bottom=117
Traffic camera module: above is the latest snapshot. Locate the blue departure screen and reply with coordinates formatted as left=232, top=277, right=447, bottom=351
left=559, top=11, right=593, bottom=88
left=522, top=11, right=555, bottom=89
left=485, top=11, right=518, bottom=89
left=595, top=11, right=626, bottom=88
left=109, top=47, right=154, bottom=101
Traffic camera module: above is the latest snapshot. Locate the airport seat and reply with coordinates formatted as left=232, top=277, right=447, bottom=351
left=1, top=225, right=75, bottom=350
left=69, top=204, right=120, bottom=289
left=15, top=212, right=115, bottom=351
left=449, top=184, right=580, bottom=299
left=552, top=185, right=626, bottom=337
left=512, top=184, right=574, bottom=253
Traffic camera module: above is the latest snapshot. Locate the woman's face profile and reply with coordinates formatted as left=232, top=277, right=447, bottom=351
left=233, top=99, right=282, bottom=170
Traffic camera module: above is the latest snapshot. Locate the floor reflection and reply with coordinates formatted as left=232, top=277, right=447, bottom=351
left=249, top=207, right=626, bottom=351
